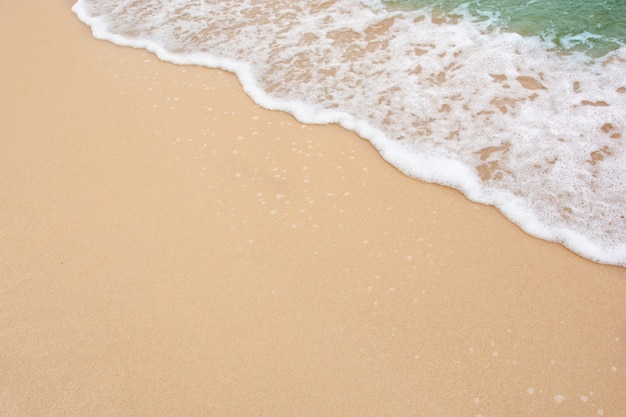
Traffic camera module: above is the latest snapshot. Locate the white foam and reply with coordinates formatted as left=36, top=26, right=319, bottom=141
left=561, top=32, right=604, bottom=50
left=72, top=0, right=626, bottom=266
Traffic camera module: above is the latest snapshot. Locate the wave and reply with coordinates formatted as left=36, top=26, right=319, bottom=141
left=72, top=0, right=626, bottom=266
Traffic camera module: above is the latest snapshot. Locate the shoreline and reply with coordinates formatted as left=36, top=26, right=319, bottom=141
left=1, top=2, right=625, bottom=416
left=72, top=0, right=626, bottom=268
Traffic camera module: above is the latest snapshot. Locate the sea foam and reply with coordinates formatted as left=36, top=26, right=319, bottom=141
left=72, top=0, right=626, bottom=266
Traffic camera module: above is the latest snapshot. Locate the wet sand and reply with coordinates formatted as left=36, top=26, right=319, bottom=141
left=1, top=1, right=625, bottom=416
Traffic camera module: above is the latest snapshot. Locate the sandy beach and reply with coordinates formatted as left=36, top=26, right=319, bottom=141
left=1, top=1, right=625, bottom=416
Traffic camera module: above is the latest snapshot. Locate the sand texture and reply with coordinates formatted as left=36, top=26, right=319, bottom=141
left=1, top=1, right=625, bottom=416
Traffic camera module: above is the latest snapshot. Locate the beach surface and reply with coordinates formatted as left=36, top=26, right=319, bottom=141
left=1, top=1, right=625, bottom=416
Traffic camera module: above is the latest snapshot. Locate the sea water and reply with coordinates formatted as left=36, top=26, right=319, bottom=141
left=388, top=0, right=626, bottom=57
left=72, top=0, right=626, bottom=266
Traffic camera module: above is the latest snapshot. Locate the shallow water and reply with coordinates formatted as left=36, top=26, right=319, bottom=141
left=387, top=0, right=626, bottom=57
left=72, top=0, right=626, bottom=266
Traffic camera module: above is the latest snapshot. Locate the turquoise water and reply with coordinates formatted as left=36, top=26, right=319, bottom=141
left=386, top=0, right=626, bottom=56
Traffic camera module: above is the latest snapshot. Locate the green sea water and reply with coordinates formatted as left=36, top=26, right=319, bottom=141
left=385, top=0, right=626, bottom=56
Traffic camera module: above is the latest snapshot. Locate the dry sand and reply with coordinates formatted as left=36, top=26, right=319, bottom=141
left=1, top=1, right=625, bottom=416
